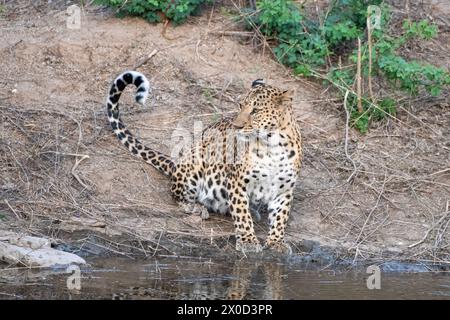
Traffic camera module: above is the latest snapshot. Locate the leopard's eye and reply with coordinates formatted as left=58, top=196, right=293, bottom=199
left=250, top=108, right=257, bottom=115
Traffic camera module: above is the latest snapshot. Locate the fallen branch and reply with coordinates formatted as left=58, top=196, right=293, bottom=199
left=134, top=49, right=158, bottom=69
left=71, top=155, right=91, bottom=191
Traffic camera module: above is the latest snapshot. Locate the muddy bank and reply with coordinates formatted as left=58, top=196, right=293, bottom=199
left=38, top=230, right=450, bottom=273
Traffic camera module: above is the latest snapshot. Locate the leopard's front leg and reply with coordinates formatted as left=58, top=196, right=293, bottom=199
left=228, top=176, right=262, bottom=253
left=265, top=189, right=294, bottom=254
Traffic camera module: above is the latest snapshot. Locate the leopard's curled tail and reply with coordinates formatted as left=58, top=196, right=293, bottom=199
left=106, top=71, right=175, bottom=176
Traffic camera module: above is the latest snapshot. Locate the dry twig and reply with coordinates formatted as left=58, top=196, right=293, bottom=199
left=134, top=49, right=158, bottom=69
left=343, top=90, right=358, bottom=182
left=356, top=38, right=363, bottom=113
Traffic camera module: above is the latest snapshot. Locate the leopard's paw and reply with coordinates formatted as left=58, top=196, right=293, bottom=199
left=236, top=238, right=262, bottom=253
left=264, top=240, right=292, bottom=255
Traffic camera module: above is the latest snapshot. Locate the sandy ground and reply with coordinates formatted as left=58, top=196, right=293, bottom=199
left=0, top=0, right=449, bottom=264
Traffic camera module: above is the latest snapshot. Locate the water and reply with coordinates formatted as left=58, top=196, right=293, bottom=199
left=0, top=257, right=449, bottom=299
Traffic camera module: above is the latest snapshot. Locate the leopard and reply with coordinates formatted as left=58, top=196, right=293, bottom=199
left=106, top=71, right=302, bottom=254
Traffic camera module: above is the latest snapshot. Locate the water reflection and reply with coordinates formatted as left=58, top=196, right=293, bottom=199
left=0, top=258, right=449, bottom=300
left=226, top=261, right=283, bottom=300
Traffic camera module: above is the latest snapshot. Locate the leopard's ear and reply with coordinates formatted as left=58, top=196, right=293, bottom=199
left=277, top=89, right=294, bottom=105
left=252, top=79, right=265, bottom=88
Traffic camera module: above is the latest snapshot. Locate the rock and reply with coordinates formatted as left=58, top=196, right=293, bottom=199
left=2, top=234, right=51, bottom=250
left=385, top=246, right=403, bottom=254
left=59, top=217, right=107, bottom=233
left=0, top=231, right=52, bottom=249
left=0, top=232, right=86, bottom=268
left=299, top=239, right=318, bottom=253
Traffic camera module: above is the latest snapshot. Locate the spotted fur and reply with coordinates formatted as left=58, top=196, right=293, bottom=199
left=106, top=71, right=302, bottom=254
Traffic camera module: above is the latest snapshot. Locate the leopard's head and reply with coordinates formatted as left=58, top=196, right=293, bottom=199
left=232, top=80, right=293, bottom=135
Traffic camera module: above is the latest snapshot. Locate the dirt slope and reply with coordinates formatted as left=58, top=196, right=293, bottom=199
left=1, top=1, right=449, bottom=264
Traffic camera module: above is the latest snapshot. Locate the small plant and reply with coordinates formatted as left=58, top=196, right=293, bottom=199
left=0, top=4, right=6, bottom=16
left=369, top=20, right=450, bottom=96
left=211, top=112, right=221, bottom=122
left=96, top=0, right=211, bottom=24
left=202, top=88, right=213, bottom=102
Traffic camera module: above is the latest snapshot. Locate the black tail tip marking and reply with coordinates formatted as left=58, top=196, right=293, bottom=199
left=252, top=79, right=265, bottom=88
left=135, top=94, right=145, bottom=104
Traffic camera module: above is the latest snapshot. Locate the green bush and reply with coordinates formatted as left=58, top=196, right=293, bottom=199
left=96, top=0, right=210, bottom=24
left=371, top=20, right=450, bottom=96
